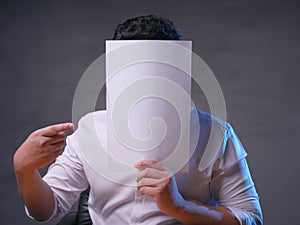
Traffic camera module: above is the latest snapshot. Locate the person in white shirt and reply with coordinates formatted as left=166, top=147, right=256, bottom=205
left=14, top=15, right=263, bottom=225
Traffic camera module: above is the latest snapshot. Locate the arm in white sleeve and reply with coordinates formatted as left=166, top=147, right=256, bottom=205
left=210, top=125, right=263, bottom=225
left=38, top=135, right=89, bottom=220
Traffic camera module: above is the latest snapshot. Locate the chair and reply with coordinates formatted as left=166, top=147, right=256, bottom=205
left=56, top=188, right=92, bottom=225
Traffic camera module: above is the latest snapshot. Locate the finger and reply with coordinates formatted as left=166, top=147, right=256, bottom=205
left=135, top=160, right=157, bottom=167
left=137, top=177, right=162, bottom=187
left=49, top=140, right=66, bottom=152
left=46, top=132, right=66, bottom=145
left=138, top=185, right=157, bottom=198
left=136, top=167, right=167, bottom=182
left=53, top=148, right=63, bottom=158
left=41, top=123, right=74, bottom=137
left=135, top=160, right=165, bottom=171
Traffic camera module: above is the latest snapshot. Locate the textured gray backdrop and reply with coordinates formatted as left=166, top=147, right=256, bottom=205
left=0, top=0, right=299, bottom=225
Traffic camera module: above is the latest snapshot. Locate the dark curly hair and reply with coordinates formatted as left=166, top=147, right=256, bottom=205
left=112, top=15, right=182, bottom=40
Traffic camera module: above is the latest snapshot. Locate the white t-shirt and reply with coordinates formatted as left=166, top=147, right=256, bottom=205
left=27, top=109, right=262, bottom=225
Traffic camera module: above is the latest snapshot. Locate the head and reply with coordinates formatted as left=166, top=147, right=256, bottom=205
left=112, top=15, right=182, bottom=40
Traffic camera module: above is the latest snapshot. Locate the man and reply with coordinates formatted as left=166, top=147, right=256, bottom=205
left=14, top=15, right=262, bottom=225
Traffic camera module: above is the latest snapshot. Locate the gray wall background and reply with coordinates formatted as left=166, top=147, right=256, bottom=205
left=1, top=0, right=299, bottom=224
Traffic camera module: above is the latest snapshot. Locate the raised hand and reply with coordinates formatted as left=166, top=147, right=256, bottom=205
left=14, top=123, right=74, bottom=173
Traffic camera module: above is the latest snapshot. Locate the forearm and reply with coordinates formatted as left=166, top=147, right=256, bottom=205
left=13, top=123, right=73, bottom=221
left=14, top=168, right=55, bottom=221
left=135, top=160, right=240, bottom=225
left=172, top=199, right=239, bottom=225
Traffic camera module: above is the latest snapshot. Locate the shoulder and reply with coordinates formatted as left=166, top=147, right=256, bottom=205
left=78, top=110, right=107, bottom=126
left=191, top=108, right=245, bottom=171
left=69, top=110, right=107, bottom=150
left=194, top=108, right=248, bottom=169
left=191, top=107, right=230, bottom=139
left=74, top=110, right=107, bottom=134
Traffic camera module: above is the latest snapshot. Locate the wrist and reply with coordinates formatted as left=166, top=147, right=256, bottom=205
left=165, top=197, right=188, bottom=220
left=172, top=199, right=202, bottom=224
left=13, top=151, right=36, bottom=175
